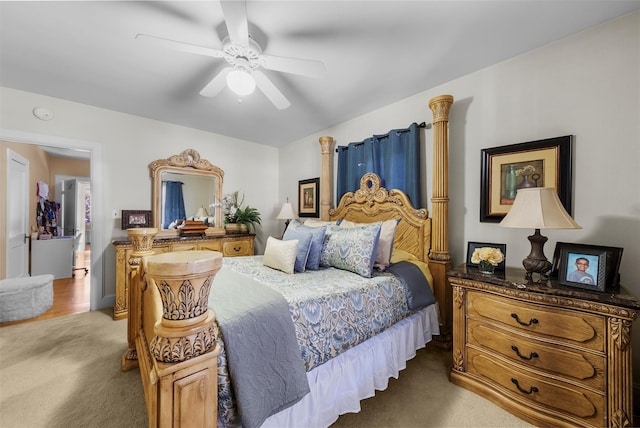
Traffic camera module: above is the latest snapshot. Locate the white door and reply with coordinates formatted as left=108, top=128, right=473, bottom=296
left=62, top=179, right=77, bottom=237
left=6, top=149, right=29, bottom=278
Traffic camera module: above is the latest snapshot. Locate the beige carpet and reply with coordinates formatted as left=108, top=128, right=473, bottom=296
left=0, top=309, right=532, bottom=428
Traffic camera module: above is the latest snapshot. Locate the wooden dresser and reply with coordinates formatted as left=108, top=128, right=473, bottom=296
left=112, top=233, right=254, bottom=320
left=448, top=265, right=640, bottom=428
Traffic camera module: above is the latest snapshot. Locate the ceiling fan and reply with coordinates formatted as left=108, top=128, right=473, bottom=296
left=136, top=0, right=325, bottom=110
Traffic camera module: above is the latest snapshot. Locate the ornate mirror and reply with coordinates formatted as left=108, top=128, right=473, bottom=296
left=150, top=149, right=224, bottom=237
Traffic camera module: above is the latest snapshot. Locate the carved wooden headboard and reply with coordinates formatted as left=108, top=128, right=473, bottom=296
left=329, top=172, right=431, bottom=265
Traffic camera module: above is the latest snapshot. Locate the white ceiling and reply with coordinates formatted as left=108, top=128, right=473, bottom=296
left=1, top=1, right=639, bottom=148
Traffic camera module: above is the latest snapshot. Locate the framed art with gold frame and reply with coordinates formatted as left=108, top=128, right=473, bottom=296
left=480, top=135, right=573, bottom=222
left=298, top=177, right=320, bottom=218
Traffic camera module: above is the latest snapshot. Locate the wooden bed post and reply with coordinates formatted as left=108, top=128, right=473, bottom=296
left=428, top=94, right=454, bottom=346
left=121, top=227, right=158, bottom=372
left=319, top=136, right=334, bottom=220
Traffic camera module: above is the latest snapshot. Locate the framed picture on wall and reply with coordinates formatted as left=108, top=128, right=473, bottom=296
left=480, top=135, right=573, bottom=222
left=121, top=210, right=152, bottom=229
left=298, top=178, right=320, bottom=218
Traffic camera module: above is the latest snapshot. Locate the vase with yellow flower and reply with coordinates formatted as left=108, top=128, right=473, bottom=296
left=471, top=246, right=505, bottom=274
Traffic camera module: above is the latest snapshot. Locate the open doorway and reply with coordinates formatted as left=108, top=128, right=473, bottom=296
left=0, top=128, right=105, bottom=317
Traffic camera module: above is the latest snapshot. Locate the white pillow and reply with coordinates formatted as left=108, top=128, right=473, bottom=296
left=339, top=218, right=400, bottom=269
left=263, top=236, right=298, bottom=274
left=303, top=219, right=337, bottom=228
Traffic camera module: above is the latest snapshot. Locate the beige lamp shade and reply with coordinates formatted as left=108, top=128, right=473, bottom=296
left=276, top=202, right=296, bottom=220
left=195, top=207, right=208, bottom=218
left=500, top=187, right=581, bottom=230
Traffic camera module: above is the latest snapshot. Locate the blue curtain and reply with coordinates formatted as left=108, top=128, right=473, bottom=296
left=336, top=122, right=422, bottom=206
left=163, top=181, right=186, bottom=228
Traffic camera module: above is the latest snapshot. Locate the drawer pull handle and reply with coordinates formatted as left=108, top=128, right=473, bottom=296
left=511, top=378, right=539, bottom=395
left=511, top=345, right=539, bottom=360
left=233, top=246, right=241, bottom=252
left=511, top=313, right=538, bottom=326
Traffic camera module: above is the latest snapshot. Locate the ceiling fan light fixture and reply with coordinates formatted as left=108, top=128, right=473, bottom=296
left=226, top=68, right=256, bottom=96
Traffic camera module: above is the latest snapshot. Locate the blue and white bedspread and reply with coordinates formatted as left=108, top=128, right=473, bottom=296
left=212, top=255, right=434, bottom=427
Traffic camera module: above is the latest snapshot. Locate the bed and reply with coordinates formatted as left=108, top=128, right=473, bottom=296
left=123, top=94, right=454, bottom=427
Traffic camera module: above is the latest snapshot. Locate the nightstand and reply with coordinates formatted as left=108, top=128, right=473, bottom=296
left=448, top=264, right=640, bottom=427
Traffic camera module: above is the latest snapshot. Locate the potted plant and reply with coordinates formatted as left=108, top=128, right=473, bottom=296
left=234, top=205, right=262, bottom=233
left=222, top=191, right=261, bottom=233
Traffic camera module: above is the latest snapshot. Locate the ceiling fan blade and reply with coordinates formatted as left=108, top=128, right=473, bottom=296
left=260, top=54, right=326, bottom=79
left=220, top=0, right=249, bottom=47
left=253, top=70, right=291, bottom=110
left=200, top=68, right=232, bottom=97
left=136, top=33, right=225, bottom=58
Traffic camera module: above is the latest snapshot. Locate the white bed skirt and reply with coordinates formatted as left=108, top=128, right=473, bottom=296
left=262, top=303, right=440, bottom=428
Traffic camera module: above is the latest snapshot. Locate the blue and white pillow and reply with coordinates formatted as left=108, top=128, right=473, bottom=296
left=286, top=220, right=327, bottom=270
left=320, top=222, right=382, bottom=277
left=338, top=218, right=401, bottom=270
left=282, top=228, right=313, bottom=273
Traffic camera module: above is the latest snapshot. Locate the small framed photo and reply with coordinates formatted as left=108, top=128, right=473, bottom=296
left=552, top=242, right=623, bottom=289
left=298, top=177, right=320, bottom=218
left=121, top=210, right=152, bottom=229
left=466, top=241, right=507, bottom=271
left=557, top=245, right=608, bottom=292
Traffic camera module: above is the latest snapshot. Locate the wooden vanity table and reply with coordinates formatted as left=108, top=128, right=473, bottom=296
left=112, top=233, right=254, bottom=320
left=448, top=264, right=640, bottom=427
left=113, top=148, right=255, bottom=320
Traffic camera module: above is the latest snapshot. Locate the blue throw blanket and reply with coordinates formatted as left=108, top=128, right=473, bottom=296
left=385, top=261, right=436, bottom=309
left=210, top=268, right=310, bottom=428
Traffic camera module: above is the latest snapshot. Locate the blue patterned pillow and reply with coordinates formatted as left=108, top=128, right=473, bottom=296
left=282, top=228, right=313, bottom=273
left=287, top=220, right=327, bottom=270
left=320, top=222, right=382, bottom=277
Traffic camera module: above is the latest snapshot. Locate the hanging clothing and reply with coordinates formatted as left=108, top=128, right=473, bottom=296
left=162, top=181, right=186, bottom=229
left=336, top=122, right=422, bottom=206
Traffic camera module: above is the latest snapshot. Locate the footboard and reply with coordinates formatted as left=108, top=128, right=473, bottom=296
left=122, top=228, right=222, bottom=428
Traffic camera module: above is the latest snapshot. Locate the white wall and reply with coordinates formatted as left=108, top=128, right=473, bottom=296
left=280, top=12, right=640, bottom=375
left=0, top=87, right=280, bottom=309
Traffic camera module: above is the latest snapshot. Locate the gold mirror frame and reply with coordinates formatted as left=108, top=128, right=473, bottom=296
left=150, top=149, right=225, bottom=238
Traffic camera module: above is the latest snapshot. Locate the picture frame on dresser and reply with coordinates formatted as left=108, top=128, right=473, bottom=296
left=480, top=135, right=573, bottom=222
left=298, top=177, right=320, bottom=218
left=557, top=245, right=608, bottom=292
left=551, top=242, right=623, bottom=289
left=466, top=241, right=506, bottom=270
left=121, top=210, right=152, bottom=229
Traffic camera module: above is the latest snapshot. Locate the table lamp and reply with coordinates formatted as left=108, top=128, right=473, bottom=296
left=500, top=187, right=581, bottom=281
left=276, top=199, right=296, bottom=232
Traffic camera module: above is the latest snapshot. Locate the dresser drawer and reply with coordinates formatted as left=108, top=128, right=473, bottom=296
left=198, top=241, right=222, bottom=252
left=467, top=347, right=605, bottom=427
left=467, top=291, right=605, bottom=352
left=467, top=319, right=605, bottom=391
left=170, top=242, right=199, bottom=252
left=222, top=240, right=253, bottom=257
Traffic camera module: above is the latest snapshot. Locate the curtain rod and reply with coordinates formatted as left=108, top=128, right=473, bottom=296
left=335, top=122, right=431, bottom=152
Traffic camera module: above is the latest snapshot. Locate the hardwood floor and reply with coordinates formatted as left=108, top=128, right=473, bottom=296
left=0, top=245, right=91, bottom=327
